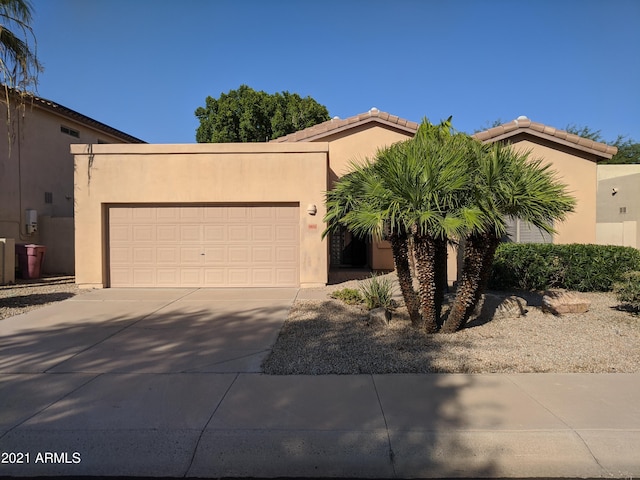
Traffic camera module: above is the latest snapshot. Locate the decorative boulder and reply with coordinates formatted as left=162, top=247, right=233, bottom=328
left=542, top=290, right=590, bottom=314
left=368, top=307, right=391, bottom=327
left=474, top=293, right=528, bottom=322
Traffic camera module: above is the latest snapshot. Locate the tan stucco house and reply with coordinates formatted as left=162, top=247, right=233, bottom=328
left=0, top=89, right=144, bottom=276
left=71, top=109, right=617, bottom=289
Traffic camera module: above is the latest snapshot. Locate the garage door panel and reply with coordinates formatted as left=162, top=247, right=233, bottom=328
left=228, top=246, right=250, bottom=262
left=132, top=208, right=155, bottom=221
left=180, top=247, right=203, bottom=263
left=157, top=247, right=178, bottom=263
left=133, top=247, right=154, bottom=264
left=203, top=225, right=225, bottom=241
left=110, top=246, right=131, bottom=264
left=110, top=268, right=132, bottom=286
left=133, top=268, right=155, bottom=285
left=181, top=268, right=202, bottom=284
left=228, top=225, right=249, bottom=241
left=252, top=246, right=273, bottom=262
left=203, top=269, right=225, bottom=285
left=252, top=225, right=273, bottom=242
left=276, top=269, right=297, bottom=284
left=227, top=208, right=249, bottom=221
left=156, top=269, right=178, bottom=285
left=178, top=207, right=202, bottom=221
left=180, top=225, right=200, bottom=242
left=252, top=269, right=274, bottom=285
left=203, top=246, right=225, bottom=263
left=133, top=225, right=155, bottom=242
left=110, top=225, right=131, bottom=242
left=157, top=225, right=179, bottom=242
left=228, top=269, right=249, bottom=285
left=109, top=205, right=299, bottom=287
left=156, top=207, right=180, bottom=222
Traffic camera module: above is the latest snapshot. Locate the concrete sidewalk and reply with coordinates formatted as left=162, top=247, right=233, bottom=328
left=0, top=289, right=639, bottom=478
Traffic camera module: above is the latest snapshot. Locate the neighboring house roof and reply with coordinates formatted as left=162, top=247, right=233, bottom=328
left=3, top=87, right=145, bottom=143
left=473, top=116, right=617, bottom=160
left=271, top=107, right=419, bottom=142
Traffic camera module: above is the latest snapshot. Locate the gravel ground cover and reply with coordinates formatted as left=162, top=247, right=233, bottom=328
left=263, top=274, right=640, bottom=374
left=0, top=275, right=87, bottom=320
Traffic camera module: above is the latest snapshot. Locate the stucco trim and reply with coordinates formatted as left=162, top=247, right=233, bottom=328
left=70, top=142, right=330, bottom=155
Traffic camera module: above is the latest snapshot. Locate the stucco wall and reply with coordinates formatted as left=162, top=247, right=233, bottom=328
left=508, top=136, right=599, bottom=244
left=596, top=165, right=640, bottom=248
left=316, top=123, right=414, bottom=271
left=0, top=100, right=139, bottom=273
left=72, top=143, right=329, bottom=288
left=320, top=123, right=414, bottom=186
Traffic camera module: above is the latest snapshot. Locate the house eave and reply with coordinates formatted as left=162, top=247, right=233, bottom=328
left=477, top=128, right=616, bottom=160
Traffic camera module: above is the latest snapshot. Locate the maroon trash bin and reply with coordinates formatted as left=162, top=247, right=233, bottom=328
left=15, top=244, right=46, bottom=279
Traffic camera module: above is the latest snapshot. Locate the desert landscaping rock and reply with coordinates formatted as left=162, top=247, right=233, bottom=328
left=474, top=294, right=527, bottom=322
left=0, top=276, right=88, bottom=320
left=264, top=273, right=639, bottom=375
left=542, top=290, right=591, bottom=314
left=368, top=307, right=391, bottom=326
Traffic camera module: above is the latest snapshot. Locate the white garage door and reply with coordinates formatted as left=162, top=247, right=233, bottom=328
left=108, top=205, right=299, bottom=287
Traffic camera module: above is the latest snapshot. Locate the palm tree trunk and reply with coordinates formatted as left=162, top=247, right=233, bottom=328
left=434, top=237, right=448, bottom=325
left=441, top=232, right=500, bottom=333
left=389, top=233, right=422, bottom=327
left=412, top=233, right=439, bottom=333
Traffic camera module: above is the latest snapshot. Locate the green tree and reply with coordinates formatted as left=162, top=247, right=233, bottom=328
left=440, top=141, right=575, bottom=332
left=565, top=124, right=639, bottom=164
left=325, top=120, right=575, bottom=334
left=324, top=119, right=482, bottom=333
left=195, top=85, right=330, bottom=143
left=1, top=0, right=42, bottom=92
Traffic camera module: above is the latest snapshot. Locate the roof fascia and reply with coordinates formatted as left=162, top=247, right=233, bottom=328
left=299, top=117, right=418, bottom=142
left=481, top=128, right=615, bottom=160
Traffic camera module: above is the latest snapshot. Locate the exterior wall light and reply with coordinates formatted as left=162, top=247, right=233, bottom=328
left=306, top=204, right=317, bottom=216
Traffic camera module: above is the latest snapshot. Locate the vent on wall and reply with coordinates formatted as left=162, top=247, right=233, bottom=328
left=44, top=192, right=53, bottom=204
left=620, top=207, right=627, bottom=214
left=60, top=125, right=80, bottom=138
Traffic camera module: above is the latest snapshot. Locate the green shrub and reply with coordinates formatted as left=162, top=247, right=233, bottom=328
left=330, top=288, right=363, bottom=305
left=359, top=274, right=396, bottom=310
left=613, top=271, right=640, bottom=311
left=490, top=243, right=640, bottom=292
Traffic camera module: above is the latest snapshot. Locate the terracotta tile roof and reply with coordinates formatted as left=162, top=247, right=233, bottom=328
left=3, top=87, right=145, bottom=143
left=270, top=107, right=419, bottom=142
left=472, top=116, right=617, bottom=159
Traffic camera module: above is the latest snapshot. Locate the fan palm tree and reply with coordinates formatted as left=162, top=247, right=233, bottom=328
left=1, top=0, right=41, bottom=91
left=440, top=140, right=576, bottom=333
left=324, top=119, right=483, bottom=333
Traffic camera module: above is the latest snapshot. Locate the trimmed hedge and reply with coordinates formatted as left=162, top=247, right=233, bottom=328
left=489, top=243, right=640, bottom=292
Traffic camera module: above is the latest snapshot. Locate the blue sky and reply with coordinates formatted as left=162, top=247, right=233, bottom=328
left=30, top=0, right=640, bottom=144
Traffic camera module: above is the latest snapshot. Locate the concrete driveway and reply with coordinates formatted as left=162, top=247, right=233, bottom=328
left=1, top=288, right=639, bottom=478
left=0, top=287, right=298, bottom=374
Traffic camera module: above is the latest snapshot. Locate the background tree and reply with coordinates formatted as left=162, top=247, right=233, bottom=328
left=195, top=85, right=330, bottom=142
left=565, top=124, right=639, bottom=165
left=1, top=0, right=42, bottom=92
